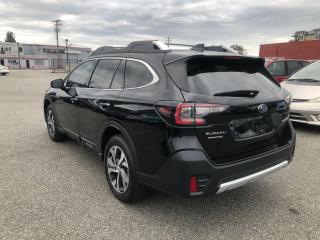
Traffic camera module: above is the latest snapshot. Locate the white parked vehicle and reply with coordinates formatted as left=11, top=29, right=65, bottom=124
left=0, top=64, right=9, bottom=75
left=281, top=60, right=320, bottom=126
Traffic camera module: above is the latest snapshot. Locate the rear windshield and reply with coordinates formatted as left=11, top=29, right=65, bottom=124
left=168, top=57, right=280, bottom=97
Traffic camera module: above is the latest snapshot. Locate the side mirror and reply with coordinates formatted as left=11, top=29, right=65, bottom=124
left=50, top=79, right=64, bottom=89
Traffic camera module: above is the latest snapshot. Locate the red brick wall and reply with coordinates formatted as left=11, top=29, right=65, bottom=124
left=259, top=40, right=320, bottom=60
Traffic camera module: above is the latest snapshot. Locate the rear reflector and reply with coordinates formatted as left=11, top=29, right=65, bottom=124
left=189, top=176, right=198, bottom=193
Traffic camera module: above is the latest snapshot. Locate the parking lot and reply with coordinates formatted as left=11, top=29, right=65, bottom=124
left=0, top=70, right=319, bottom=240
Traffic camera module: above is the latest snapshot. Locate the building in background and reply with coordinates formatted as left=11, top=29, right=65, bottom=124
left=260, top=28, right=320, bottom=60
left=292, top=29, right=320, bottom=41
left=0, top=41, right=91, bottom=69
left=259, top=40, right=320, bottom=60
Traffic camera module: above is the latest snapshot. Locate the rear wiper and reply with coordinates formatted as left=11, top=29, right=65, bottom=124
left=214, top=90, right=259, bottom=98
left=288, top=78, right=319, bottom=82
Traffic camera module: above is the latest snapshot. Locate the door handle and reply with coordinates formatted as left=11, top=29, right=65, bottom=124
left=99, top=102, right=110, bottom=107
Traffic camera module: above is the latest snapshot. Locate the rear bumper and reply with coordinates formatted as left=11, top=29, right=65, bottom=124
left=138, top=123, right=295, bottom=196
left=0, top=69, right=9, bottom=74
left=217, top=160, right=288, bottom=194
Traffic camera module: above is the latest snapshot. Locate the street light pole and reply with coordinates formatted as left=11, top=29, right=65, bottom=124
left=65, top=39, right=69, bottom=72
left=17, top=42, right=21, bottom=69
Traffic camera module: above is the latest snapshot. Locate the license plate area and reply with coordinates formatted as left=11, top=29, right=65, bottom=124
left=230, top=115, right=274, bottom=140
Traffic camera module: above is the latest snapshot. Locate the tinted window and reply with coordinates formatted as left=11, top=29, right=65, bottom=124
left=186, top=57, right=280, bottom=98
left=110, top=60, right=125, bottom=89
left=267, top=61, right=285, bottom=76
left=300, top=61, right=310, bottom=67
left=67, top=61, right=96, bottom=87
left=125, top=61, right=153, bottom=88
left=89, top=59, right=120, bottom=89
left=287, top=61, right=302, bottom=75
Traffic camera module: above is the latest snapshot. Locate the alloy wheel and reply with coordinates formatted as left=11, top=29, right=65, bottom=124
left=107, top=146, right=130, bottom=193
left=47, top=109, right=55, bottom=136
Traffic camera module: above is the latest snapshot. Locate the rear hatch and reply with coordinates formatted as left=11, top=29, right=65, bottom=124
left=165, top=56, right=290, bottom=164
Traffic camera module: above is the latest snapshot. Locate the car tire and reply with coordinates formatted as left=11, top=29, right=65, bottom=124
left=104, top=134, right=146, bottom=203
left=46, top=104, right=65, bottom=142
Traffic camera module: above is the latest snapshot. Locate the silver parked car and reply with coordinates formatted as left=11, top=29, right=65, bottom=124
left=0, top=64, right=9, bottom=75
left=281, top=60, right=320, bottom=126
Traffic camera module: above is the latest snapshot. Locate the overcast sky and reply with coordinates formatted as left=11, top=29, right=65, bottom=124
left=0, top=0, right=319, bottom=55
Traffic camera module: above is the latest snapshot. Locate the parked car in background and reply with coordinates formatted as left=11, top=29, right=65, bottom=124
left=281, top=60, right=320, bottom=126
left=0, top=64, right=9, bottom=75
left=44, top=40, right=296, bottom=202
left=265, top=58, right=310, bottom=82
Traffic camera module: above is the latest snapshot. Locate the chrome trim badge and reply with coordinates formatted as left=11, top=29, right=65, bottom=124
left=257, top=104, right=268, bottom=113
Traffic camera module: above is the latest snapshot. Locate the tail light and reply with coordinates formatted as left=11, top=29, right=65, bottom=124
left=157, top=102, right=228, bottom=126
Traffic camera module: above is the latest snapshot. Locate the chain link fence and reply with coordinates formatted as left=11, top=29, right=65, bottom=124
left=51, top=59, right=82, bottom=73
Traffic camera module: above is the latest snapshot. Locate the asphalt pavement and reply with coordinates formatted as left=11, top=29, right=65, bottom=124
left=0, top=70, right=319, bottom=240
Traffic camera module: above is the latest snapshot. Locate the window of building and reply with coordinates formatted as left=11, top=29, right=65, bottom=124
left=66, top=60, right=96, bottom=88
left=125, top=60, right=153, bottom=88
left=18, top=47, right=23, bottom=53
left=34, top=60, right=44, bottom=65
left=8, top=60, right=18, bottom=65
left=89, top=59, right=121, bottom=89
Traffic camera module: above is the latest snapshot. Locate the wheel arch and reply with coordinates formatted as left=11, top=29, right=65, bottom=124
left=99, top=120, right=138, bottom=168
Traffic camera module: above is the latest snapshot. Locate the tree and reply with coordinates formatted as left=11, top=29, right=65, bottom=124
left=5, top=31, right=16, bottom=43
left=230, top=44, right=247, bottom=55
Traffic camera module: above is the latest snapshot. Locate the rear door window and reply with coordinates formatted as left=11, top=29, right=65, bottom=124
left=267, top=61, right=285, bottom=76
left=300, top=61, right=310, bottom=67
left=89, top=59, right=121, bottom=89
left=287, top=61, right=302, bottom=76
left=186, top=57, right=280, bottom=98
left=110, top=60, right=125, bottom=89
left=125, top=60, right=153, bottom=88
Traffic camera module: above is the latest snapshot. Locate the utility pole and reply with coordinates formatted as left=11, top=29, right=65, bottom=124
left=52, top=19, right=62, bottom=69
left=65, top=39, right=69, bottom=72
left=17, top=42, right=21, bottom=69
left=166, top=37, right=172, bottom=48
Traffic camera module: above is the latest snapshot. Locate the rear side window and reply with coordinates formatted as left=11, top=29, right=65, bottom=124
left=89, top=59, right=120, bottom=89
left=125, top=60, right=153, bottom=88
left=185, top=57, right=280, bottom=97
left=111, top=60, right=125, bottom=89
left=287, top=61, right=302, bottom=76
left=67, top=60, right=96, bottom=87
left=267, top=61, right=285, bottom=76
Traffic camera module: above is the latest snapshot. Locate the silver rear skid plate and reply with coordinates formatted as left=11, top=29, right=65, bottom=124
left=217, top=161, right=289, bottom=194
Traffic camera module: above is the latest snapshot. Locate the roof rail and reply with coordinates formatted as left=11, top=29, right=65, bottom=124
left=90, top=40, right=238, bottom=56
left=191, top=43, right=236, bottom=53
left=90, top=40, right=170, bottom=56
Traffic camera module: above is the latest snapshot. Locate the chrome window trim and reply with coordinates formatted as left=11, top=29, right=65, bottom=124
left=64, top=57, right=159, bottom=91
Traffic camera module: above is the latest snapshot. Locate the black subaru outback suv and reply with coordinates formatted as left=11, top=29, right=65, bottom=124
left=44, top=41, right=295, bottom=202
